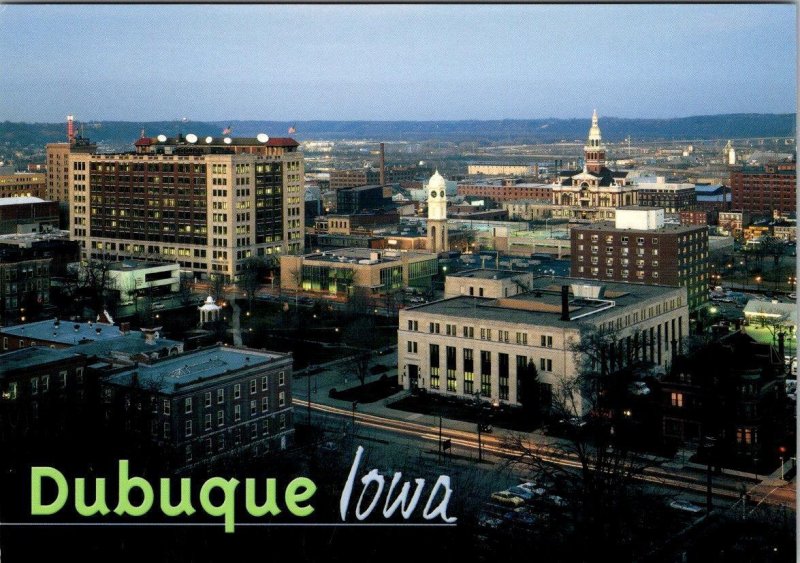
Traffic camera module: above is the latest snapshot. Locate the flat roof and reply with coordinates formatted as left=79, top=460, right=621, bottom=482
left=0, top=347, right=83, bottom=376
left=406, top=275, right=683, bottom=328
left=105, top=346, right=289, bottom=394
left=571, top=221, right=706, bottom=235
left=0, top=197, right=47, bottom=205
left=107, top=260, right=177, bottom=271
left=0, top=319, right=124, bottom=345
left=72, top=331, right=182, bottom=359
left=301, top=247, right=435, bottom=265
left=448, top=268, right=528, bottom=281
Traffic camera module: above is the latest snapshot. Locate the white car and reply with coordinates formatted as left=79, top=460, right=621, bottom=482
left=669, top=499, right=704, bottom=514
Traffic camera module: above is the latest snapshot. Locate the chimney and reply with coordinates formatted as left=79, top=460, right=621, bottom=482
left=67, top=115, right=75, bottom=143
left=560, top=285, right=570, bottom=321
left=379, top=143, right=385, bottom=186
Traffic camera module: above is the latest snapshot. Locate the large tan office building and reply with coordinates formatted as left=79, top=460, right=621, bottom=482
left=398, top=277, right=688, bottom=416
left=69, top=135, right=304, bottom=281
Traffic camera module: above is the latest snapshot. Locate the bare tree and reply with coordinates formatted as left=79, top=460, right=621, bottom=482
left=501, top=323, right=655, bottom=559
left=239, top=256, right=265, bottom=310
left=64, top=257, right=119, bottom=318
left=178, top=272, right=196, bottom=308
left=210, top=273, right=225, bottom=301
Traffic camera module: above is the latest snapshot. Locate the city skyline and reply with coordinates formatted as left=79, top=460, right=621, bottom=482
left=0, top=4, right=795, bottom=122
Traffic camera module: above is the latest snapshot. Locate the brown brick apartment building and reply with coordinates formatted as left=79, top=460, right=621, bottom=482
left=570, top=208, right=709, bottom=310
left=457, top=179, right=552, bottom=202
left=731, top=160, right=796, bottom=216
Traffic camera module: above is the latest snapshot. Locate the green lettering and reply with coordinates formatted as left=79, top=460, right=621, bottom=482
left=244, top=478, right=281, bottom=517
left=160, top=478, right=196, bottom=517
left=285, top=477, right=316, bottom=517
left=31, top=466, right=68, bottom=516
left=75, top=478, right=110, bottom=516
left=114, top=460, right=154, bottom=517
left=200, top=477, right=240, bottom=533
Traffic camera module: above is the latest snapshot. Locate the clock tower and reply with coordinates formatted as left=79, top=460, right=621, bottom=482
left=426, top=170, right=449, bottom=253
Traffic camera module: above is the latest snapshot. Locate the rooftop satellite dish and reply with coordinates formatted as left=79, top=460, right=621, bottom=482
left=157, top=134, right=167, bottom=142
left=205, top=136, right=213, bottom=144
left=257, top=133, right=269, bottom=143
left=223, top=137, right=232, bottom=145
left=186, top=133, right=198, bottom=143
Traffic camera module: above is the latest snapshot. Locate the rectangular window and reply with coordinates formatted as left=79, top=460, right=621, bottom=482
left=217, top=410, right=225, bottom=427
left=250, top=379, right=257, bottom=394
left=429, top=344, right=440, bottom=389
left=278, top=391, right=285, bottom=407
left=163, top=422, right=171, bottom=439
left=261, top=376, right=268, bottom=391
left=185, top=420, right=193, bottom=437
left=446, top=346, right=457, bottom=392
left=278, top=372, right=285, bottom=386
left=205, top=391, right=212, bottom=407
left=217, top=389, right=224, bottom=404
left=262, top=396, right=269, bottom=412
left=670, top=392, right=683, bottom=408
left=463, top=326, right=474, bottom=338
left=31, top=377, right=38, bottom=395
left=250, top=399, right=257, bottom=416
left=463, top=349, right=474, bottom=395
left=540, top=358, right=553, bottom=372
left=185, top=397, right=192, bottom=414
left=480, top=350, right=491, bottom=396
left=540, top=335, right=553, bottom=348
left=234, top=384, right=241, bottom=399
left=499, top=353, right=509, bottom=401
left=59, top=371, right=67, bottom=389
left=234, top=404, right=241, bottom=422
left=163, top=399, right=171, bottom=415
left=41, top=375, right=49, bottom=393
left=205, top=413, right=212, bottom=431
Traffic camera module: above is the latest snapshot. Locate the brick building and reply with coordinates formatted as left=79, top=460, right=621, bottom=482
left=0, top=173, right=46, bottom=199
left=69, top=135, right=304, bottom=281
left=636, top=177, right=696, bottom=213
left=456, top=179, right=553, bottom=202
left=570, top=208, right=709, bottom=310
left=0, top=197, right=60, bottom=234
left=101, top=345, right=293, bottom=470
left=730, top=159, right=796, bottom=216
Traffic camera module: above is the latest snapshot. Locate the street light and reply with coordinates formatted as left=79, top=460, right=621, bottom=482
left=779, top=446, right=787, bottom=480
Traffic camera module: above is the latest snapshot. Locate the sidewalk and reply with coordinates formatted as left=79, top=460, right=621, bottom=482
left=292, top=347, right=493, bottom=435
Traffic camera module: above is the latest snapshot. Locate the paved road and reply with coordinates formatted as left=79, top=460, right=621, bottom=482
left=292, top=349, right=796, bottom=513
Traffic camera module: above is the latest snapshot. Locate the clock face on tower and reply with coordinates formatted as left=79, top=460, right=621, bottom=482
left=430, top=190, right=437, bottom=198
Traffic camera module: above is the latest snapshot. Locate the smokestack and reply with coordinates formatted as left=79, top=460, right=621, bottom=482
left=560, top=285, right=570, bottom=321
left=379, top=142, right=385, bottom=186
left=67, top=115, right=75, bottom=143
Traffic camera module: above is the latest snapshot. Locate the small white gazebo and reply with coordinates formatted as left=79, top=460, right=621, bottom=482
left=198, top=296, right=222, bottom=325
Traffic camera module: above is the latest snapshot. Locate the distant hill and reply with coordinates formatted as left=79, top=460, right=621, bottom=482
left=1, top=114, right=795, bottom=148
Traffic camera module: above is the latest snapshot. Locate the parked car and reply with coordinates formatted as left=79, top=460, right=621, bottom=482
left=669, top=499, right=704, bottom=514
left=506, top=486, right=535, bottom=501
left=490, top=490, right=526, bottom=507
left=517, top=482, right=547, bottom=497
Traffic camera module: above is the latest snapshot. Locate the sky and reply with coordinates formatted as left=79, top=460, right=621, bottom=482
left=0, top=4, right=795, bottom=122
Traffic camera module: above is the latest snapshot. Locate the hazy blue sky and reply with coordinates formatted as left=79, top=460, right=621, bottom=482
left=0, top=4, right=795, bottom=122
